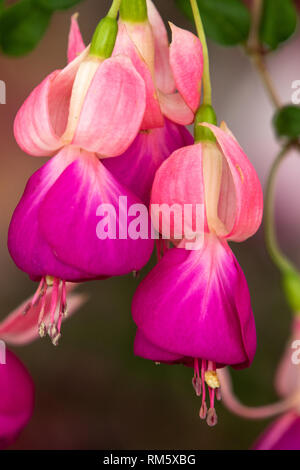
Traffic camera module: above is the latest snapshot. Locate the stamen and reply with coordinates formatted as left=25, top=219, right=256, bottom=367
left=199, top=402, right=207, bottom=420
left=38, top=321, right=47, bottom=338
left=23, top=278, right=45, bottom=315
left=52, top=333, right=61, bottom=347
left=206, top=408, right=218, bottom=427
left=192, top=358, right=202, bottom=396
left=37, top=281, right=49, bottom=334
left=49, top=278, right=60, bottom=326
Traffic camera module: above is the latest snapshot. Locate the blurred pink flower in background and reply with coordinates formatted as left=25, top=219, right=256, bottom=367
left=253, top=318, right=300, bottom=449
left=0, top=350, right=34, bottom=449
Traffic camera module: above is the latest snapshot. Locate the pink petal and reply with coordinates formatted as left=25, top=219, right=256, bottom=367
left=0, top=350, right=34, bottom=449
left=150, top=143, right=208, bottom=240
left=39, top=153, right=154, bottom=277
left=169, top=23, right=203, bottom=112
left=0, top=284, right=86, bottom=345
left=8, top=146, right=92, bottom=281
left=132, top=234, right=256, bottom=369
left=72, top=55, right=146, bottom=156
left=146, top=0, right=175, bottom=94
left=14, top=49, right=88, bottom=157
left=202, top=123, right=263, bottom=242
left=113, top=23, right=163, bottom=129
left=158, top=90, right=195, bottom=125
left=104, top=118, right=193, bottom=204
left=67, top=14, right=85, bottom=63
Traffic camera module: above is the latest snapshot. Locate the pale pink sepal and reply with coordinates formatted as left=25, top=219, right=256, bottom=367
left=72, top=55, right=146, bottom=157
left=113, top=23, right=163, bottom=130
left=169, top=23, right=203, bottom=112
left=14, top=49, right=88, bottom=157
left=0, top=284, right=87, bottom=345
left=68, top=14, right=85, bottom=63
left=202, top=122, right=263, bottom=242
left=158, top=91, right=194, bottom=125
left=150, top=143, right=208, bottom=239
left=146, top=0, right=175, bottom=94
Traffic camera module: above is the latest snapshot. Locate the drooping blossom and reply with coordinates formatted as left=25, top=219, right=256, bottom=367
left=8, top=15, right=154, bottom=344
left=0, top=350, right=34, bottom=449
left=132, top=122, right=263, bottom=424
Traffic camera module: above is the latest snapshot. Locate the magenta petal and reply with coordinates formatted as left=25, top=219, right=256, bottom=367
left=39, top=153, right=154, bottom=277
left=103, top=119, right=193, bottom=204
left=132, top=234, right=256, bottom=368
left=134, top=329, right=186, bottom=364
left=253, top=413, right=300, bottom=450
left=67, top=14, right=85, bottom=63
left=0, top=351, right=34, bottom=449
left=8, top=147, right=91, bottom=281
left=72, top=55, right=146, bottom=156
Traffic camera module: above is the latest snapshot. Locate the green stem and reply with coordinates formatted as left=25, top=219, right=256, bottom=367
left=189, top=0, right=212, bottom=106
left=107, top=0, right=122, bottom=19
left=264, top=143, right=295, bottom=273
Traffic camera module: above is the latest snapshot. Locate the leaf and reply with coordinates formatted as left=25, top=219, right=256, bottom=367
left=273, top=105, right=300, bottom=139
left=260, top=0, right=297, bottom=50
left=36, top=0, right=83, bottom=12
left=0, top=0, right=52, bottom=56
left=174, top=0, right=250, bottom=46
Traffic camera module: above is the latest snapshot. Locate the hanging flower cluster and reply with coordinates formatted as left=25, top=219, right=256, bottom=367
left=1, top=0, right=264, bottom=441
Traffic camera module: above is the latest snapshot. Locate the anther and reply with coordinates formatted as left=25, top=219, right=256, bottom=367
left=38, top=322, right=47, bottom=338
left=48, top=323, right=58, bottom=339
left=199, top=402, right=207, bottom=420
left=52, top=333, right=61, bottom=347
left=216, top=388, right=222, bottom=401
left=206, top=408, right=218, bottom=427
left=192, top=376, right=202, bottom=397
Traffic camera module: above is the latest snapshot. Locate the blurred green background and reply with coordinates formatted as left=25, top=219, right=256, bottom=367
left=0, top=0, right=299, bottom=450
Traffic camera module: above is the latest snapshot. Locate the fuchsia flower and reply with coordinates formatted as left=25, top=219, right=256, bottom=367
left=8, top=16, right=155, bottom=342
left=132, top=122, right=263, bottom=424
left=253, top=318, right=300, bottom=450
left=0, top=350, right=34, bottom=449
